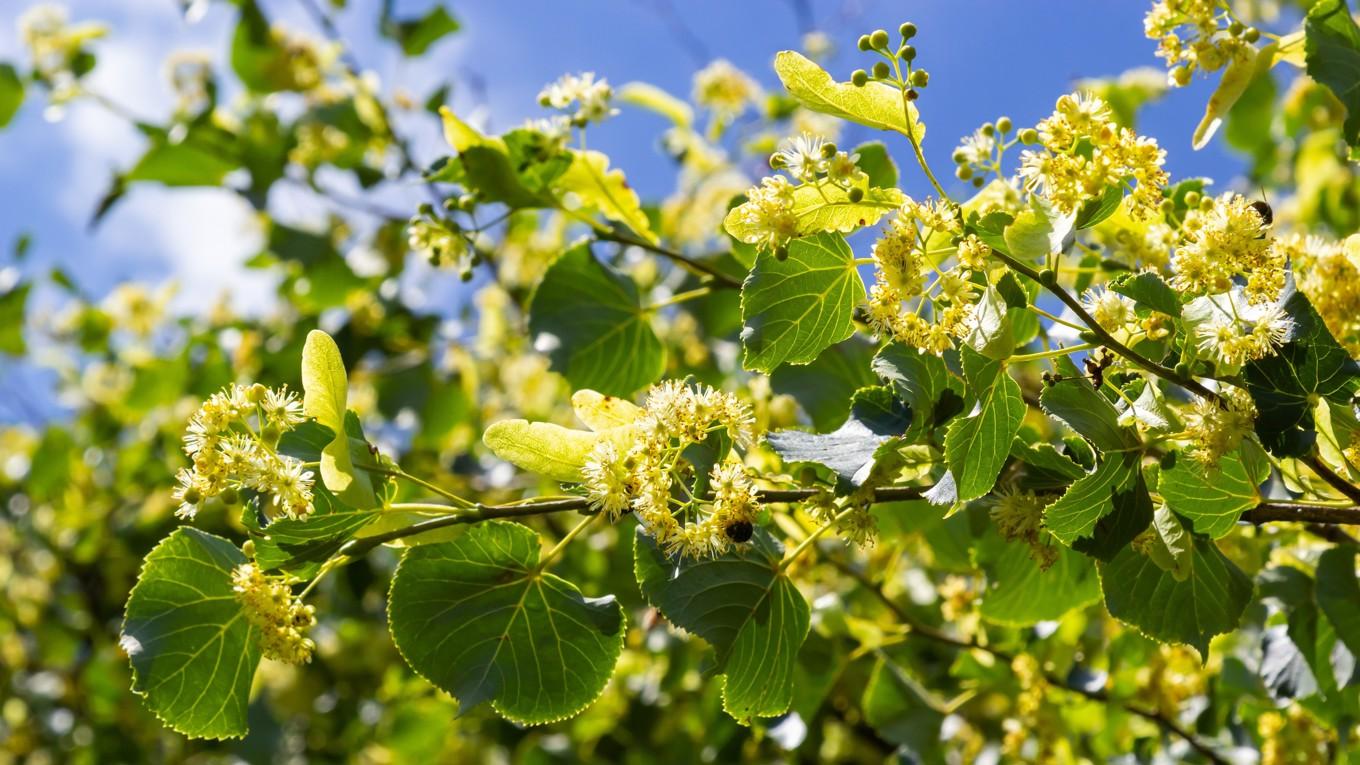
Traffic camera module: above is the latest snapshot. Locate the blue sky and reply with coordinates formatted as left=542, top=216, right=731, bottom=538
left=0, top=0, right=1252, bottom=423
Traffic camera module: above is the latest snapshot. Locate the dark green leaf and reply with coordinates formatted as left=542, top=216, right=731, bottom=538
left=0, top=62, right=24, bottom=129
left=1158, top=446, right=1267, bottom=538
left=123, top=528, right=259, bottom=739
left=384, top=5, right=459, bottom=56
left=943, top=348, right=1025, bottom=502
left=1316, top=545, right=1360, bottom=658
left=1074, top=184, right=1123, bottom=229
left=529, top=243, right=665, bottom=396
left=0, top=282, right=29, bottom=355
left=872, top=343, right=965, bottom=440
left=1043, top=453, right=1138, bottom=547
left=634, top=527, right=810, bottom=720
left=388, top=521, right=625, bottom=724
left=979, top=535, right=1100, bottom=626
left=1040, top=371, right=1140, bottom=451
left=739, top=233, right=865, bottom=373
left=770, top=335, right=878, bottom=432
left=1108, top=271, right=1181, bottom=317
left=766, top=386, right=909, bottom=485
left=852, top=141, right=898, bottom=187
left=1306, top=0, right=1360, bottom=148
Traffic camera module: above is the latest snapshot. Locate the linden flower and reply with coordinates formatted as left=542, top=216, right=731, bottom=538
left=1291, top=232, right=1360, bottom=357
left=692, top=59, right=760, bottom=117
left=1171, top=192, right=1279, bottom=302
left=579, top=381, right=758, bottom=558
left=538, top=72, right=616, bottom=125
left=730, top=175, right=798, bottom=251
left=990, top=487, right=1057, bottom=570
left=1018, top=92, right=1168, bottom=219
left=1188, top=290, right=1293, bottom=368
left=773, top=133, right=828, bottom=183
left=953, top=128, right=997, bottom=169
left=1183, top=386, right=1256, bottom=468
left=1080, top=286, right=1138, bottom=336
left=232, top=563, right=317, bottom=665
left=407, top=215, right=467, bottom=268
left=825, top=150, right=864, bottom=188
left=1144, top=0, right=1251, bottom=86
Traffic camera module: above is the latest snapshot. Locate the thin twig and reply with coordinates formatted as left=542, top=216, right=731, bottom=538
left=594, top=228, right=743, bottom=289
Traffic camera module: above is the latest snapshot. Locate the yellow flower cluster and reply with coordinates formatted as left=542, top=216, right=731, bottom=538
left=989, top=487, right=1057, bottom=570
left=1136, top=645, right=1206, bottom=720
left=18, top=3, right=107, bottom=101
left=581, top=381, right=758, bottom=558
left=729, top=175, right=798, bottom=252
left=1144, top=0, right=1252, bottom=87
left=231, top=563, right=316, bottom=665
left=1171, top=192, right=1282, bottom=303
left=1292, top=233, right=1360, bottom=357
left=1002, top=654, right=1068, bottom=764
left=406, top=213, right=467, bottom=268
left=1090, top=216, right=1175, bottom=269
left=1183, top=385, right=1256, bottom=467
left=174, top=383, right=313, bottom=521
left=866, top=199, right=983, bottom=355
left=1018, top=92, right=1168, bottom=219
left=1258, top=705, right=1334, bottom=765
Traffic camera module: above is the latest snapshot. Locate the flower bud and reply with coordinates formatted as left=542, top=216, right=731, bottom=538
left=242, top=539, right=255, bottom=558
left=899, top=44, right=917, bottom=62
left=220, top=487, right=240, bottom=506
left=996, top=116, right=1012, bottom=133
left=775, top=245, right=789, bottom=261
left=851, top=69, right=869, bottom=87
left=869, top=29, right=890, bottom=49
left=1243, top=26, right=1260, bottom=43
left=857, top=34, right=872, bottom=51
left=899, top=22, right=917, bottom=39
left=1229, top=20, right=1244, bottom=36
left=847, top=187, right=865, bottom=203
left=955, top=166, right=972, bottom=181
left=972, top=176, right=984, bottom=188
left=261, top=423, right=281, bottom=444
left=871, top=61, right=891, bottom=80
left=906, top=88, right=919, bottom=101
left=820, top=141, right=838, bottom=159
left=1174, top=362, right=1192, bottom=377
left=183, top=487, right=202, bottom=505
left=1038, top=268, right=1057, bottom=287
left=1184, top=191, right=1201, bottom=207
left=909, top=69, right=929, bottom=87
left=1018, top=127, right=1039, bottom=144
left=1171, top=66, right=1192, bottom=87
left=247, top=383, right=268, bottom=403
left=981, top=122, right=995, bottom=137
left=952, top=148, right=968, bottom=164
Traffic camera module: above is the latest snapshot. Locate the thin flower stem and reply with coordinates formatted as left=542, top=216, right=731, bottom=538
left=1026, top=305, right=1085, bottom=331
left=362, top=466, right=476, bottom=509
left=592, top=227, right=744, bottom=289
left=536, top=514, right=599, bottom=572
left=389, top=502, right=469, bottom=514
left=779, top=508, right=853, bottom=570
left=888, top=58, right=947, bottom=198
left=1010, top=342, right=1097, bottom=363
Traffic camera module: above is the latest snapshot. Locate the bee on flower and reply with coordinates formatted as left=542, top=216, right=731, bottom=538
left=1171, top=192, right=1281, bottom=303
left=579, top=381, right=759, bottom=559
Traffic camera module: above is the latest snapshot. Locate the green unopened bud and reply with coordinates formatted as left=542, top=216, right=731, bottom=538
left=183, top=487, right=202, bottom=505
left=952, top=149, right=969, bottom=164
left=247, top=383, right=268, bottom=403
left=775, top=245, right=790, bottom=261
left=906, top=88, right=919, bottom=101
left=899, top=44, right=917, bottom=62
left=996, top=116, right=1012, bottom=133
left=242, top=540, right=255, bottom=558
left=1184, top=190, right=1201, bottom=207
left=417, top=202, right=435, bottom=217
left=972, top=177, right=984, bottom=188
left=261, top=423, right=281, bottom=444
left=1160, top=198, right=1176, bottom=215
left=220, top=487, right=240, bottom=506
left=847, top=187, right=865, bottom=203
left=1174, top=362, right=1192, bottom=377
left=869, top=29, right=890, bottom=49
left=1243, top=26, right=1260, bottom=43
left=820, top=141, right=838, bottom=159
left=1018, top=127, right=1039, bottom=144
left=899, top=22, right=917, bottom=39
left=955, top=165, right=973, bottom=181
left=1038, top=268, right=1057, bottom=287
left=442, top=197, right=458, bottom=212
left=1171, top=66, right=1192, bottom=87
left=857, top=34, right=872, bottom=51
left=871, top=61, right=891, bottom=80
left=1199, top=196, right=1214, bottom=212
left=981, top=122, right=996, bottom=137
left=909, top=69, right=929, bottom=87
left=1228, top=20, right=1244, bottom=36
left=460, top=267, right=474, bottom=282
left=769, top=153, right=786, bottom=169
left=457, top=193, right=476, bottom=210
left=1078, top=330, right=1100, bottom=344
left=851, top=69, right=869, bottom=87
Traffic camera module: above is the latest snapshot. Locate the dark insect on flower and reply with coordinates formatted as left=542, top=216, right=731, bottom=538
left=724, top=520, right=754, bottom=543
left=1249, top=199, right=1273, bottom=228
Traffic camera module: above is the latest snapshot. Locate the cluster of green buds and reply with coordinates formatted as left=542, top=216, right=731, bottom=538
left=849, top=22, right=929, bottom=100
left=407, top=200, right=481, bottom=281
left=950, top=115, right=1015, bottom=189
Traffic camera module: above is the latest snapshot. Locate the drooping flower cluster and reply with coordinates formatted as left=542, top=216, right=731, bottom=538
left=174, top=383, right=314, bottom=521
left=1171, top=192, right=1282, bottom=303
left=866, top=198, right=985, bottom=355
left=1018, top=92, right=1168, bottom=219
left=407, top=208, right=469, bottom=270
left=729, top=175, right=798, bottom=252
left=232, top=563, right=316, bottom=665
left=1292, top=232, right=1360, bottom=357
left=1183, top=385, right=1256, bottom=467
left=1258, top=705, right=1334, bottom=765
left=1144, top=0, right=1256, bottom=87
left=538, top=72, right=616, bottom=126
left=581, top=381, right=759, bottom=558
left=1186, top=289, right=1293, bottom=368
left=18, top=3, right=107, bottom=102
left=989, top=487, right=1057, bottom=570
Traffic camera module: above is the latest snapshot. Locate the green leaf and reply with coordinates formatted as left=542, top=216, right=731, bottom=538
left=1315, top=545, right=1360, bottom=658
left=963, top=285, right=1015, bottom=360
left=126, top=130, right=239, bottom=187
left=943, top=348, right=1025, bottom=503
left=0, top=62, right=24, bottom=129
left=979, top=536, right=1101, bottom=626
left=482, top=419, right=613, bottom=483
left=302, top=330, right=376, bottom=508
left=383, top=5, right=459, bottom=56
left=739, top=233, right=866, bottom=373
left=1245, top=287, right=1360, bottom=456
left=634, top=527, right=810, bottom=721
left=872, top=343, right=966, bottom=440
left=770, top=335, right=878, bottom=432
left=773, top=50, right=925, bottom=140
left=1003, top=201, right=1072, bottom=262
left=852, top=141, right=898, bottom=187
left=723, top=183, right=905, bottom=244
left=529, top=243, right=664, bottom=396
left=1074, top=184, right=1123, bottom=229
left=1108, top=270, right=1182, bottom=317
left=388, top=521, right=625, bottom=724
left=0, top=282, right=30, bottom=355
left=1100, top=536, right=1254, bottom=656
left=554, top=149, right=656, bottom=244
left=1144, top=504, right=1194, bottom=581
left=766, top=386, right=910, bottom=485
left=861, top=652, right=944, bottom=751
left=438, top=108, right=559, bottom=208
left=252, top=502, right=378, bottom=577
left=1306, top=0, right=1360, bottom=148
left=1040, top=371, right=1140, bottom=451
left=122, top=528, right=259, bottom=740
left=1043, top=454, right=1138, bottom=546
left=1158, top=447, right=1268, bottom=538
